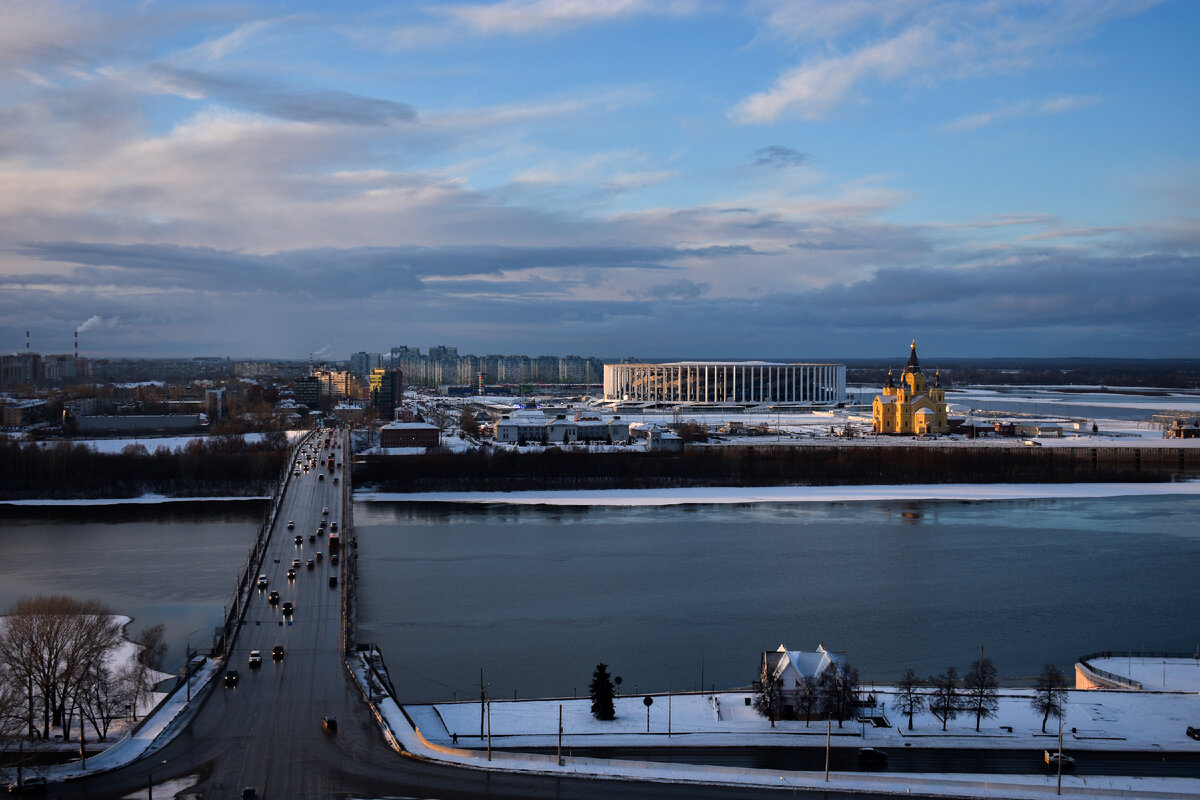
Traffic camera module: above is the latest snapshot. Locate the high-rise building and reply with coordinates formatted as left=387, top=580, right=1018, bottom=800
left=371, top=368, right=404, bottom=416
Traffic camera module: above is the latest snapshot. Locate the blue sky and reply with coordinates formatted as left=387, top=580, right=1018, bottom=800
left=1, top=0, right=1197, bottom=360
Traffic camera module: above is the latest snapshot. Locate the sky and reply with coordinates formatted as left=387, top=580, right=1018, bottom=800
left=1, top=0, right=1198, bottom=361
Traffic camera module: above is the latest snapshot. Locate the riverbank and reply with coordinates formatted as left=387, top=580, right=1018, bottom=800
left=357, top=479, right=1200, bottom=505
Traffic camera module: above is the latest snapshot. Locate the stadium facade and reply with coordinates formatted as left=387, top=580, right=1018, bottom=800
left=603, top=362, right=846, bottom=405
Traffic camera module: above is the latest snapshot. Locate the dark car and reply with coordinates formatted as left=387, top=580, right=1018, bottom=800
left=309, top=534, right=316, bottom=543
left=224, top=670, right=239, bottom=688
left=1188, top=726, right=1200, bottom=741
left=330, top=521, right=338, bottom=532
left=282, top=602, right=294, bottom=615
left=286, top=569, right=296, bottom=581
left=241, top=789, right=258, bottom=800
left=294, top=535, right=303, bottom=545
left=329, top=575, right=338, bottom=588
left=268, top=590, right=280, bottom=605
left=306, top=559, right=315, bottom=570
left=857, top=748, right=888, bottom=769
left=331, top=553, right=339, bottom=565
left=321, top=715, right=338, bottom=734
left=287, top=520, right=294, bottom=529
left=316, top=551, right=323, bottom=562
left=272, top=645, right=285, bottom=661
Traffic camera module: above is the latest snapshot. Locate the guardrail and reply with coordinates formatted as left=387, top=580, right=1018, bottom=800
left=214, top=431, right=312, bottom=661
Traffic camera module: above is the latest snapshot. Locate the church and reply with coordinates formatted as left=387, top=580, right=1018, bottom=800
left=872, top=341, right=949, bottom=435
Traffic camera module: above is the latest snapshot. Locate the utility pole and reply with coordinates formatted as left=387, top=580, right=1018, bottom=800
left=825, top=715, right=831, bottom=782
left=486, top=699, right=492, bottom=762
left=557, top=705, right=563, bottom=766
left=479, top=668, right=486, bottom=739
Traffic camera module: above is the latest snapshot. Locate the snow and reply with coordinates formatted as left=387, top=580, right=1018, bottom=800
left=0, top=494, right=268, bottom=506
left=41, top=429, right=307, bottom=454
left=1086, top=656, right=1200, bottom=693
left=357, top=480, right=1200, bottom=506
left=349, top=653, right=1200, bottom=798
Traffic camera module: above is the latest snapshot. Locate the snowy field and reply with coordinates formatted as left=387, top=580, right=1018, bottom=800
left=409, top=686, right=1200, bottom=754
left=357, top=480, right=1200, bottom=506
left=43, top=429, right=308, bottom=453
left=1087, top=656, right=1200, bottom=693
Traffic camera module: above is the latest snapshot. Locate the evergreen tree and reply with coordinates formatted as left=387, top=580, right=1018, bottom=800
left=589, top=663, right=616, bottom=720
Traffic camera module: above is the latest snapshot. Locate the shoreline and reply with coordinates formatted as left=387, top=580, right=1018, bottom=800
left=355, top=480, right=1200, bottom=506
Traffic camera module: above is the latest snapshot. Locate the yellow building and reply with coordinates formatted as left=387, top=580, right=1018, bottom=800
left=872, top=341, right=949, bottom=435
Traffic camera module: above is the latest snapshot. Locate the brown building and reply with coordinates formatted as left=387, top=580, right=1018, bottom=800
left=380, top=421, right=440, bottom=448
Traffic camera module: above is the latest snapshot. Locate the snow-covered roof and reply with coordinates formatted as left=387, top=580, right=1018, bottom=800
left=875, top=395, right=896, bottom=404
left=381, top=421, right=438, bottom=431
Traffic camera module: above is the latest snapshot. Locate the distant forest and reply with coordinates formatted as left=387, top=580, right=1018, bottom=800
left=0, top=434, right=288, bottom=500
left=846, top=359, right=1200, bottom=390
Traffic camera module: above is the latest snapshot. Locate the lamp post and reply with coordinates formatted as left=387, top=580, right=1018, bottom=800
left=184, top=627, right=204, bottom=703
left=148, top=758, right=166, bottom=800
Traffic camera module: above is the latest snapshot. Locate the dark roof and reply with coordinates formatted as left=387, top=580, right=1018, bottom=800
left=904, top=340, right=923, bottom=373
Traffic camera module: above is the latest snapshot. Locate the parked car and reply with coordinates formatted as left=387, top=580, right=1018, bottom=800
left=248, top=650, right=262, bottom=668
left=857, top=748, right=888, bottom=769
left=224, top=670, right=239, bottom=687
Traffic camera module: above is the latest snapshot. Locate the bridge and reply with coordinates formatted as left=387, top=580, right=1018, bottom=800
left=40, top=431, right=836, bottom=799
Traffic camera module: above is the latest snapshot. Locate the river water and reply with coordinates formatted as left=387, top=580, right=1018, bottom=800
left=2, top=495, right=1198, bottom=703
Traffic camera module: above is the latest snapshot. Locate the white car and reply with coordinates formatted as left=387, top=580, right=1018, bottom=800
left=256, top=574, right=268, bottom=589
left=248, top=650, right=262, bottom=668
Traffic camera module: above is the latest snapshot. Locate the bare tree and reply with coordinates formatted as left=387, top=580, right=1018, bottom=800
left=791, top=674, right=819, bottom=726
left=818, top=661, right=859, bottom=728
left=459, top=408, right=481, bottom=438
left=928, top=668, right=960, bottom=731
left=1031, top=664, right=1070, bottom=733
left=423, top=404, right=453, bottom=434
left=0, top=596, right=121, bottom=739
left=894, top=668, right=927, bottom=731
left=962, top=657, right=999, bottom=732
left=135, top=624, right=167, bottom=672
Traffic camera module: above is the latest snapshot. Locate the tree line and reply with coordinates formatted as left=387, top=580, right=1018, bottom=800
left=0, top=596, right=167, bottom=746
left=0, top=434, right=287, bottom=499
left=356, top=444, right=1200, bottom=493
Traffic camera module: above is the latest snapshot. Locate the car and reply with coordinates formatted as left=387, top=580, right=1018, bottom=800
left=319, top=520, right=326, bottom=530
left=294, top=535, right=303, bottom=545
left=248, top=650, right=262, bottom=668
left=282, top=602, right=294, bottom=615
left=293, top=469, right=300, bottom=476
left=306, top=559, right=315, bottom=570
left=316, top=551, right=323, bottom=562
left=857, top=748, right=888, bottom=769
left=329, top=575, right=338, bottom=588
left=1188, top=726, right=1200, bottom=741
left=256, top=574, right=268, bottom=589
left=272, top=645, right=285, bottom=661
left=333, top=476, right=339, bottom=484
left=309, top=533, right=316, bottom=542
left=330, top=521, right=338, bottom=532
left=8, top=775, right=48, bottom=793
left=318, top=473, right=324, bottom=481
left=287, top=520, right=295, bottom=529
left=321, top=715, right=338, bottom=734
left=286, top=569, right=296, bottom=581
left=322, top=507, right=329, bottom=515
left=1044, top=750, right=1075, bottom=770
left=224, top=669, right=239, bottom=687
left=292, top=558, right=302, bottom=569
left=241, top=789, right=259, bottom=800
left=331, top=553, right=339, bottom=565
left=268, top=590, right=280, bottom=605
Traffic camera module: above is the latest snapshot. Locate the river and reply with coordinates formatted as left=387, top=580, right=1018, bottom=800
left=2, top=494, right=1198, bottom=703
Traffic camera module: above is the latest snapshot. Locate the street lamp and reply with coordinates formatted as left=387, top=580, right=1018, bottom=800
left=148, top=758, right=166, bottom=800
left=184, top=626, right=205, bottom=702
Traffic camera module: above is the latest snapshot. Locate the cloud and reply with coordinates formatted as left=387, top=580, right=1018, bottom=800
left=940, top=95, right=1101, bottom=134
left=734, top=2, right=1160, bottom=123
left=147, top=66, right=416, bottom=126
left=752, top=145, right=809, bottom=168
left=437, top=0, right=693, bottom=36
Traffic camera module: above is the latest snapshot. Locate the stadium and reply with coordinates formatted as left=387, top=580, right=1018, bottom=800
left=603, top=362, right=846, bottom=406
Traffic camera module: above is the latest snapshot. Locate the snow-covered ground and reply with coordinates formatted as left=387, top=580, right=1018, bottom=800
left=357, top=480, right=1200, bottom=506
left=0, top=493, right=269, bottom=506
left=44, top=429, right=307, bottom=454
left=348, top=653, right=1200, bottom=799
left=1087, top=656, right=1200, bottom=693
left=409, top=687, right=1200, bottom=754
